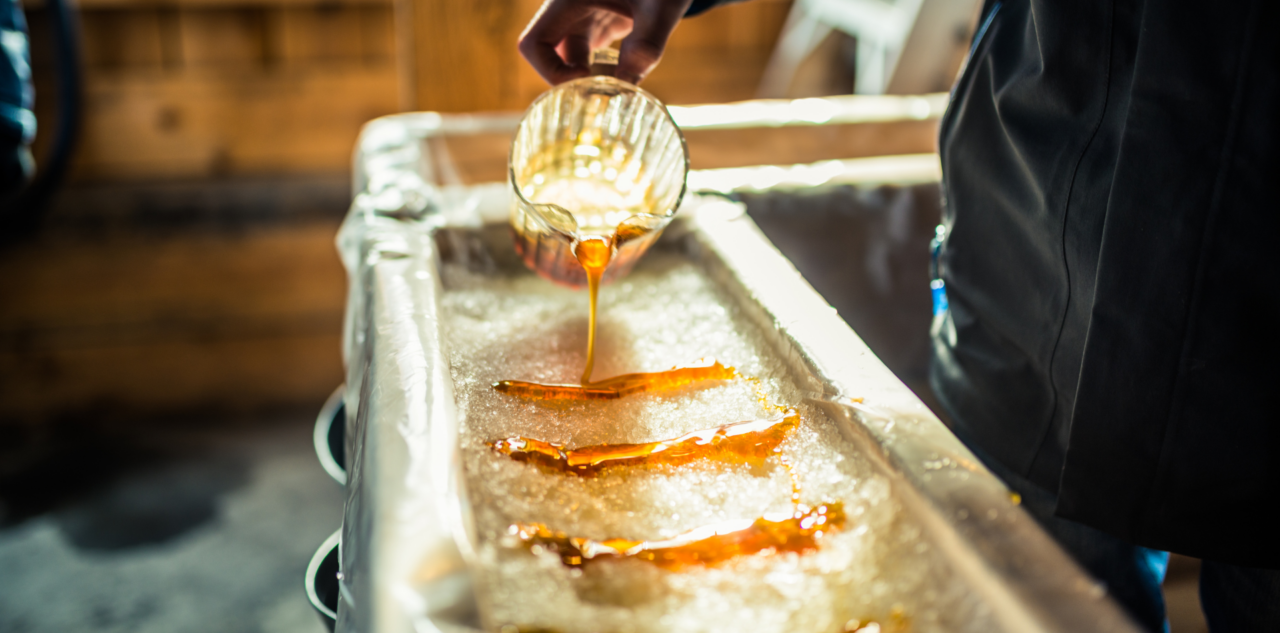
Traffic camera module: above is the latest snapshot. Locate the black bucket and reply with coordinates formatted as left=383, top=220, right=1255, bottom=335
left=305, top=529, right=341, bottom=632
left=314, top=386, right=347, bottom=485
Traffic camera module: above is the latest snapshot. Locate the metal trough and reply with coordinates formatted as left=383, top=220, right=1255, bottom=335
left=333, top=99, right=1139, bottom=633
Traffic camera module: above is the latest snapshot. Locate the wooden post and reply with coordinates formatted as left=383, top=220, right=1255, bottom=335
left=397, top=0, right=542, bottom=113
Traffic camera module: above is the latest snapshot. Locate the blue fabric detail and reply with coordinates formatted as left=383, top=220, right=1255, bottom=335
left=930, top=224, right=948, bottom=316
left=968, top=2, right=1002, bottom=59
left=2, top=0, right=34, bottom=133
left=0, top=101, right=34, bottom=142
left=2, top=0, right=34, bottom=195
left=931, top=279, right=949, bottom=317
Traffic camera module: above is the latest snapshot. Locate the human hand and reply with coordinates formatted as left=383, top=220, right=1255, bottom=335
left=518, top=0, right=696, bottom=86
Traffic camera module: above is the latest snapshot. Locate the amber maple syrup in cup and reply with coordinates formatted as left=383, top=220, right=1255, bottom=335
left=508, top=68, right=689, bottom=385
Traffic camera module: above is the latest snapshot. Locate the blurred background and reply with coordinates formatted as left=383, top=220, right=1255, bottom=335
left=5, top=0, right=964, bottom=437
left=0, top=0, right=1207, bottom=631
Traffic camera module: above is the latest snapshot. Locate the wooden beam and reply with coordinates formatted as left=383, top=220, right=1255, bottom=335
left=33, top=67, right=399, bottom=180
left=0, top=222, right=347, bottom=424
left=400, top=0, right=532, bottom=112
left=26, top=3, right=401, bottom=181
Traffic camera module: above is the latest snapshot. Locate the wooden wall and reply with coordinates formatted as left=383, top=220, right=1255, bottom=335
left=0, top=218, right=348, bottom=425
left=0, top=176, right=352, bottom=427
left=25, top=0, right=402, bottom=181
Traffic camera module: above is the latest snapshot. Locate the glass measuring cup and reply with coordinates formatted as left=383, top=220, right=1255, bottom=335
left=509, top=75, right=689, bottom=288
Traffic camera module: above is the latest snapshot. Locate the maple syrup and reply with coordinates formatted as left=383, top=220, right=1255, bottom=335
left=493, top=359, right=738, bottom=400
left=509, top=133, right=681, bottom=388
left=490, top=411, right=800, bottom=476
left=574, top=236, right=612, bottom=384
left=500, top=136, right=858, bottom=606
left=510, top=145, right=674, bottom=290
left=510, top=502, right=845, bottom=570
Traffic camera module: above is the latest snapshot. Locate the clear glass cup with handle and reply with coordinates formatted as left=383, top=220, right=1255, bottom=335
left=508, top=64, right=689, bottom=288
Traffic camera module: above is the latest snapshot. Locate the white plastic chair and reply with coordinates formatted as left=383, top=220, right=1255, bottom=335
left=759, top=0, right=980, bottom=96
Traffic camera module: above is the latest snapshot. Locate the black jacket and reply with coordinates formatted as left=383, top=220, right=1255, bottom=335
left=933, top=0, right=1280, bottom=567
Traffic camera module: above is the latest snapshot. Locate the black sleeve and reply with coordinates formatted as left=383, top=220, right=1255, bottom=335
left=685, top=0, right=749, bottom=18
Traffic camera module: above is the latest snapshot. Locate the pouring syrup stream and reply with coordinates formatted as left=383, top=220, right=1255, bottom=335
left=574, top=235, right=612, bottom=385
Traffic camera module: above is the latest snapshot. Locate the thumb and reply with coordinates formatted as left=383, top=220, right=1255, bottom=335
left=615, top=0, right=693, bottom=84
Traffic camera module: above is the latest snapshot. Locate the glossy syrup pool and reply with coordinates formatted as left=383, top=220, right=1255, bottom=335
left=437, top=228, right=995, bottom=633
left=489, top=409, right=800, bottom=477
